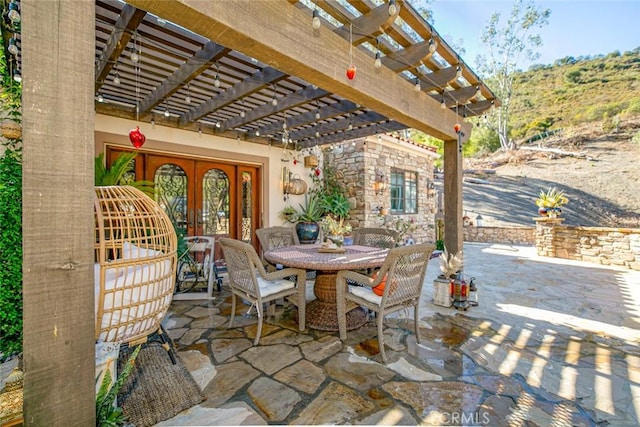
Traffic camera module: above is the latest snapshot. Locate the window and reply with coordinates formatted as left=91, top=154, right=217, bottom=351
left=390, top=169, right=417, bottom=214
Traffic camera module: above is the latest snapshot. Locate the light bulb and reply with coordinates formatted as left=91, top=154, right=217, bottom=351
left=388, top=0, right=397, bottom=16
left=185, top=94, right=191, bottom=103
left=255, top=130, right=260, bottom=136
left=456, top=66, right=462, bottom=79
left=198, top=126, right=202, bottom=135
left=440, top=97, right=446, bottom=110
left=312, top=9, right=321, bottom=30
left=8, top=0, right=20, bottom=23
left=97, top=94, right=104, bottom=103
left=8, top=38, right=18, bottom=56
left=164, top=109, right=170, bottom=118
left=216, top=121, right=221, bottom=128
left=271, top=97, right=278, bottom=107
left=374, top=52, right=382, bottom=69
left=414, top=78, right=421, bottom=92
left=240, top=110, right=245, bottom=118
left=283, top=122, right=287, bottom=130
left=214, top=75, right=221, bottom=88
left=315, top=130, right=320, bottom=138
left=429, top=38, right=437, bottom=53
left=151, top=116, right=156, bottom=127
left=131, top=51, right=139, bottom=63
left=315, top=111, right=320, bottom=120
left=113, top=72, right=120, bottom=85
left=348, top=123, right=353, bottom=131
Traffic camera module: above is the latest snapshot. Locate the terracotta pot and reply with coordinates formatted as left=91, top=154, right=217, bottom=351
left=538, top=207, right=548, bottom=217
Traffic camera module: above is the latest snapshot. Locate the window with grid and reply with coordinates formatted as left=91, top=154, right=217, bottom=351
left=390, top=169, right=417, bottom=214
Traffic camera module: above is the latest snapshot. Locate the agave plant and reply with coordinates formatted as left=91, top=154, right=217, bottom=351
left=535, top=187, right=569, bottom=208
left=95, top=152, right=155, bottom=197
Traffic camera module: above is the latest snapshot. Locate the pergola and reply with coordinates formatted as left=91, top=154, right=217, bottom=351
left=16, top=0, right=497, bottom=423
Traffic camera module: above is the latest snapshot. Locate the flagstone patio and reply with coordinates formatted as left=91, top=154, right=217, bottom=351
left=157, top=242, right=640, bottom=426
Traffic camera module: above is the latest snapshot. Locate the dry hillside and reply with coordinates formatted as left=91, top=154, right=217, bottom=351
left=460, top=117, right=640, bottom=228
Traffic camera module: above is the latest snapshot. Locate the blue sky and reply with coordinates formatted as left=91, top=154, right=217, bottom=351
left=428, top=0, right=640, bottom=71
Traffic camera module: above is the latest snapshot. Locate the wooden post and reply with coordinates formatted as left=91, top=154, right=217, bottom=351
left=443, top=138, right=463, bottom=257
left=22, top=0, right=96, bottom=424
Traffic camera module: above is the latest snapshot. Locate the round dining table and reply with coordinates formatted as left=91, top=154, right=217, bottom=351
left=264, top=244, right=389, bottom=331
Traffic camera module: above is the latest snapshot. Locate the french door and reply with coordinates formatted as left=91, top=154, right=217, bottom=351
left=106, top=148, right=260, bottom=247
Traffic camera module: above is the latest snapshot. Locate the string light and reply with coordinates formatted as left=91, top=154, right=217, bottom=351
left=428, top=38, right=437, bottom=53
left=113, top=67, right=121, bottom=85
left=150, top=114, right=156, bottom=127
left=97, top=93, right=104, bottom=103
left=215, top=121, right=221, bottom=128
left=456, top=65, right=462, bottom=79
left=8, top=36, right=18, bottom=56
left=388, top=0, right=397, bottom=16
left=185, top=84, right=191, bottom=103
left=255, top=130, right=260, bottom=136
left=312, top=8, right=321, bottom=30
left=414, top=77, right=421, bottom=92
left=198, top=124, right=202, bottom=135
left=271, top=85, right=278, bottom=106
left=374, top=37, right=382, bottom=68
left=164, top=100, right=170, bottom=117
left=7, top=0, right=20, bottom=23
left=440, top=94, right=447, bottom=109
left=214, top=64, right=221, bottom=88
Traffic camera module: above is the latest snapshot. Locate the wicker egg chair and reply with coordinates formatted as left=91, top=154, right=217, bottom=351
left=94, top=185, right=177, bottom=346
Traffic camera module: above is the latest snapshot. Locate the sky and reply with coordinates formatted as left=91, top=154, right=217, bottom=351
left=428, top=0, right=640, bottom=71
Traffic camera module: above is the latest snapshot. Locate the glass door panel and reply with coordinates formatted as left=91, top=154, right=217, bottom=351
left=200, top=168, right=230, bottom=236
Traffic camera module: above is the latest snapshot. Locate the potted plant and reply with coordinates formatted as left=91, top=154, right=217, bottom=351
left=535, top=187, right=569, bottom=217
left=433, top=247, right=463, bottom=308
left=320, top=216, right=352, bottom=247
left=286, top=194, right=323, bottom=243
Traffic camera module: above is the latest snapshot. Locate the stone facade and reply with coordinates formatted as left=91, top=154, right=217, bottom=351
left=463, top=225, right=535, bottom=245
left=323, top=135, right=437, bottom=244
left=533, top=219, right=640, bottom=271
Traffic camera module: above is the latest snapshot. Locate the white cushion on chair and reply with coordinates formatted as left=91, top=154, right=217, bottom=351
left=123, top=241, right=164, bottom=259
left=350, top=285, right=382, bottom=304
left=256, top=277, right=296, bottom=297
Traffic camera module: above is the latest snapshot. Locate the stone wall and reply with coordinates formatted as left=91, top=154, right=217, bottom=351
left=324, top=135, right=437, bottom=244
left=463, top=225, right=535, bottom=245
left=534, top=218, right=640, bottom=270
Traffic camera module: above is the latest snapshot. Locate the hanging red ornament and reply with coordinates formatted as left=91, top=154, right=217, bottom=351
left=293, top=159, right=298, bottom=165
left=454, top=123, right=461, bottom=134
left=314, top=167, right=321, bottom=177
left=346, top=64, right=356, bottom=80
left=129, top=126, right=146, bottom=149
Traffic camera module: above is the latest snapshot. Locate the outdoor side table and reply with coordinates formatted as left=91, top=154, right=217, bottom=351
left=264, top=244, right=388, bottom=331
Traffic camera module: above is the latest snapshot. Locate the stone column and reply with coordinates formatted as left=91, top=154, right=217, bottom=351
left=534, top=217, right=564, bottom=257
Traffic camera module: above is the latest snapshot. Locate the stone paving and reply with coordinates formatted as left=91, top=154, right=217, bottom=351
left=157, top=243, right=640, bottom=426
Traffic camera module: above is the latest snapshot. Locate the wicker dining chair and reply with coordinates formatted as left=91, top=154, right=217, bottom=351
left=219, top=237, right=306, bottom=345
left=256, top=226, right=299, bottom=271
left=336, top=243, right=435, bottom=363
left=352, top=227, right=399, bottom=249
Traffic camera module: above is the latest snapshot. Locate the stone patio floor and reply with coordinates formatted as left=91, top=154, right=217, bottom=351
left=157, top=242, right=640, bottom=426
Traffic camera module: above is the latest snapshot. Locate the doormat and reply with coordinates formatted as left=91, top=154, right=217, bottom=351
left=117, top=332, right=205, bottom=427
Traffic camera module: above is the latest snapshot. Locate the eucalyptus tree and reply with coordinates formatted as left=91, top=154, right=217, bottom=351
left=476, top=0, right=551, bottom=150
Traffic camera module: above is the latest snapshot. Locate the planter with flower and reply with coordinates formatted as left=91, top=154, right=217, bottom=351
left=320, top=216, right=352, bottom=247
left=535, top=187, right=569, bottom=218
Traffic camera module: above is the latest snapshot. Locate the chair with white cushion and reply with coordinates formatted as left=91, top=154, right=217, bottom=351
left=336, top=243, right=435, bottom=363
left=256, top=226, right=299, bottom=271
left=219, top=237, right=306, bottom=345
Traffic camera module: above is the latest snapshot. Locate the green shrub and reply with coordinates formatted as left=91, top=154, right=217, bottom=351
left=0, top=147, right=23, bottom=359
left=632, top=130, right=640, bottom=145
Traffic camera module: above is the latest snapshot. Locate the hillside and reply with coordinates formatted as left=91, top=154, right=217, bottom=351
left=462, top=117, right=640, bottom=228
left=509, top=49, right=640, bottom=141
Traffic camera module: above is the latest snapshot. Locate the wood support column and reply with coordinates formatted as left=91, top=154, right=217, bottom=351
left=443, top=138, right=463, bottom=258
left=22, top=0, right=96, bottom=424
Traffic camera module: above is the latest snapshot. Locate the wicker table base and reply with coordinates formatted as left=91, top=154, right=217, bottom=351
left=306, top=271, right=367, bottom=331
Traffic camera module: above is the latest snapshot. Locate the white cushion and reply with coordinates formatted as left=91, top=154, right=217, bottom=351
left=122, top=241, right=164, bottom=260
left=350, top=285, right=382, bottom=304
left=95, top=258, right=172, bottom=342
left=94, top=262, right=125, bottom=283
left=256, top=276, right=296, bottom=297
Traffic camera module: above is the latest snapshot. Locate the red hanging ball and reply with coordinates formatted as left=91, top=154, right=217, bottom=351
left=314, top=168, right=321, bottom=177
left=129, top=126, right=146, bottom=149
left=346, top=64, right=357, bottom=80
left=454, top=123, right=462, bottom=134
left=293, top=159, right=298, bottom=165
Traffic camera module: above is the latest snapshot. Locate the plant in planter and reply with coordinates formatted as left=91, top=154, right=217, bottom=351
left=95, top=152, right=155, bottom=197
left=432, top=247, right=464, bottom=308
left=535, top=187, right=569, bottom=217
left=286, top=194, right=323, bottom=243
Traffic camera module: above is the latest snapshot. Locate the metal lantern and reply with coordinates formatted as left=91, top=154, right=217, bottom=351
left=452, top=278, right=470, bottom=310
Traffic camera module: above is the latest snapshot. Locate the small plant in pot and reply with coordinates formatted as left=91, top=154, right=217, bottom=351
left=285, top=194, right=323, bottom=243
left=535, top=187, right=568, bottom=217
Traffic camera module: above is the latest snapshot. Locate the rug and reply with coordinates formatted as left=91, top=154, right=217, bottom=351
left=117, top=330, right=205, bottom=427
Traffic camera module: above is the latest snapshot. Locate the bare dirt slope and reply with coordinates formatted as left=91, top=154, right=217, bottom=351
left=460, top=119, right=640, bottom=228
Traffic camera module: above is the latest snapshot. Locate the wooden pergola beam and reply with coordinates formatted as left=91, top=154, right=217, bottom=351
left=126, top=0, right=469, bottom=142
left=95, top=4, right=146, bottom=91
left=138, top=41, right=228, bottom=113
left=381, top=40, right=435, bottom=72
left=179, top=66, right=286, bottom=126
left=219, top=85, right=329, bottom=132
left=333, top=2, right=399, bottom=45
left=290, top=110, right=387, bottom=140
left=302, top=120, right=407, bottom=147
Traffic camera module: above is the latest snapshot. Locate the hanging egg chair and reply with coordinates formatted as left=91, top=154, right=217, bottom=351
left=94, top=185, right=177, bottom=344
